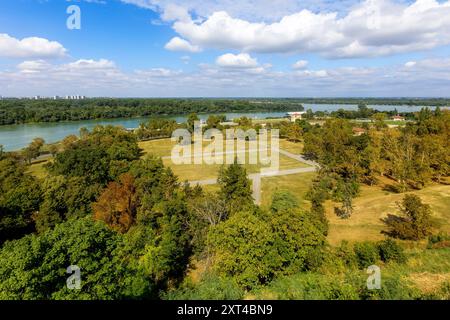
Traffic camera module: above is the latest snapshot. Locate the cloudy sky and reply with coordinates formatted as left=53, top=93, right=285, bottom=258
left=0, top=0, right=450, bottom=97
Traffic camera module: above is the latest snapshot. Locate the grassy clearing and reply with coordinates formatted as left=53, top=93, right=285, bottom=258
left=325, top=183, right=450, bottom=246
left=278, top=139, right=304, bottom=155
left=252, top=118, right=288, bottom=124
left=165, top=154, right=310, bottom=182
left=27, top=160, right=50, bottom=179
left=260, top=172, right=316, bottom=209
left=139, top=138, right=176, bottom=157
left=138, top=138, right=304, bottom=158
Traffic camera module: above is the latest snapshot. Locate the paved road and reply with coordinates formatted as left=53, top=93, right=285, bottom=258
left=251, top=175, right=261, bottom=205
left=278, top=149, right=319, bottom=167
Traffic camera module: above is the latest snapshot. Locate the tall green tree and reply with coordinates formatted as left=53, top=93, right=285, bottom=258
left=217, top=161, right=254, bottom=213
left=0, top=159, right=42, bottom=242
left=382, top=194, right=434, bottom=240
left=23, top=137, right=45, bottom=164
left=187, top=113, right=200, bottom=133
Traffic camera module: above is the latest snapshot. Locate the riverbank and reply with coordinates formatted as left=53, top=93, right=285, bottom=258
left=1, top=104, right=445, bottom=151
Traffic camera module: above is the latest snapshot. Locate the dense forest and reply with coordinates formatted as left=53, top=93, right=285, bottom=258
left=0, top=98, right=304, bottom=125
left=271, top=97, right=450, bottom=106
left=1, top=98, right=449, bottom=125
left=0, top=108, right=449, bottom=300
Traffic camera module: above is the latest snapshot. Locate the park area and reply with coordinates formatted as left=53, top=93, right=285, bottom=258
left=27, top=137, right=450, bottom=246
left=140, top=138, right=450, bottom=247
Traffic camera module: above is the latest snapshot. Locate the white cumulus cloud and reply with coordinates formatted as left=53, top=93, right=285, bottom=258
left=292, top=60, right=308, bottom=70
left=216, top=53, right=258, bottom=68
left=164, top=37, right=202, bottom=52
left=2, top=56, right=450, bottom=97
left=157, top=0, right=450, bottom=58
left=0, top=34, right=67, bottom=59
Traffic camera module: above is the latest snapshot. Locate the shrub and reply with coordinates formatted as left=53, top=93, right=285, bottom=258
left=427, top=232, right=450, bottom=249
left=335, top=241, right=358, bottom=269
left=353, top=242, right=380, bottom=269
left=377, top=239, right=407, bottom=264
left=270, top=190, right=299, bottom=213
left=0, top=217, right=151, bottom=300
left=353, top=273, right=421, bottom=300
left=163, top=274, right=244, bottom=300
left=252, top=273, right=360, bottom=300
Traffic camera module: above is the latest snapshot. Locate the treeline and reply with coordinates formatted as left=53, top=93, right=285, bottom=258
left=275, top=97, right=450, bottom=106
left=0, top=98, right=304, bottom=125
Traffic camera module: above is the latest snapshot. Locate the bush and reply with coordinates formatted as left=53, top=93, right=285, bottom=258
left=334, top=241, right=358, bottom=269
left=427, top=232, right=450, bottom=249
left=208, top=210, right=282, bottom=289
left=270, top=191, right=299, bottom=213
left=377, top=239, right=407, bottom=264
left=353, top=242, right=380, bottom=269
left=163, top=274, right=244, bottom=300
left=252, top=273, right=360, bottom=300
left=0, top=217, right=151, bottom=300
left=353, top=273, right=421, bottom=300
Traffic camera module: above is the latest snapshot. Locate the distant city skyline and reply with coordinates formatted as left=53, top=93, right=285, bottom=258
left=1, top=0, right=450, bottom=97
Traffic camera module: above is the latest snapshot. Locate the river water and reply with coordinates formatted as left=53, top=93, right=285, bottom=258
left=0, top=104, right=440, bottom=151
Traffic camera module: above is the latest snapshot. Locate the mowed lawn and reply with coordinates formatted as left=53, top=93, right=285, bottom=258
left=260, top=172, right=316, bottom=209
left=140, top=138, right=311, bottom=181
left=139, top=138, right=177, bottom=157
left=164, top=154, right=310, bottom=182
left=279, top=139, right=304, bottom=155
left=138, top=138, right=305, bottom=157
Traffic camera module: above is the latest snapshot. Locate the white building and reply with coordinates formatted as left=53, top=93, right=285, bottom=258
left=287, top=111, right=306, bottom=122
left=391, top=115, right=405, bottom=121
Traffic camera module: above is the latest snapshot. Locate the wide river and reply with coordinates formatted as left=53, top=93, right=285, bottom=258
left=0, top=104, right=441, bottom=151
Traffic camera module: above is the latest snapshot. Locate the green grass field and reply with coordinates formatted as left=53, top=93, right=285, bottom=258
left=260, top=172, right=316, bottom=208
left=140, top=138, right=310, bottom=181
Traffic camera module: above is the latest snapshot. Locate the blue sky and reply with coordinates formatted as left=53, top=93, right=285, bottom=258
left=0, top=0, right=450, bottom=97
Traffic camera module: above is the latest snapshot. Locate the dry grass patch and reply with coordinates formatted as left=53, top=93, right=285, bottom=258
left=409, top=272, right=450, bottom=293
left=326, top=182, right=450, bottom=246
